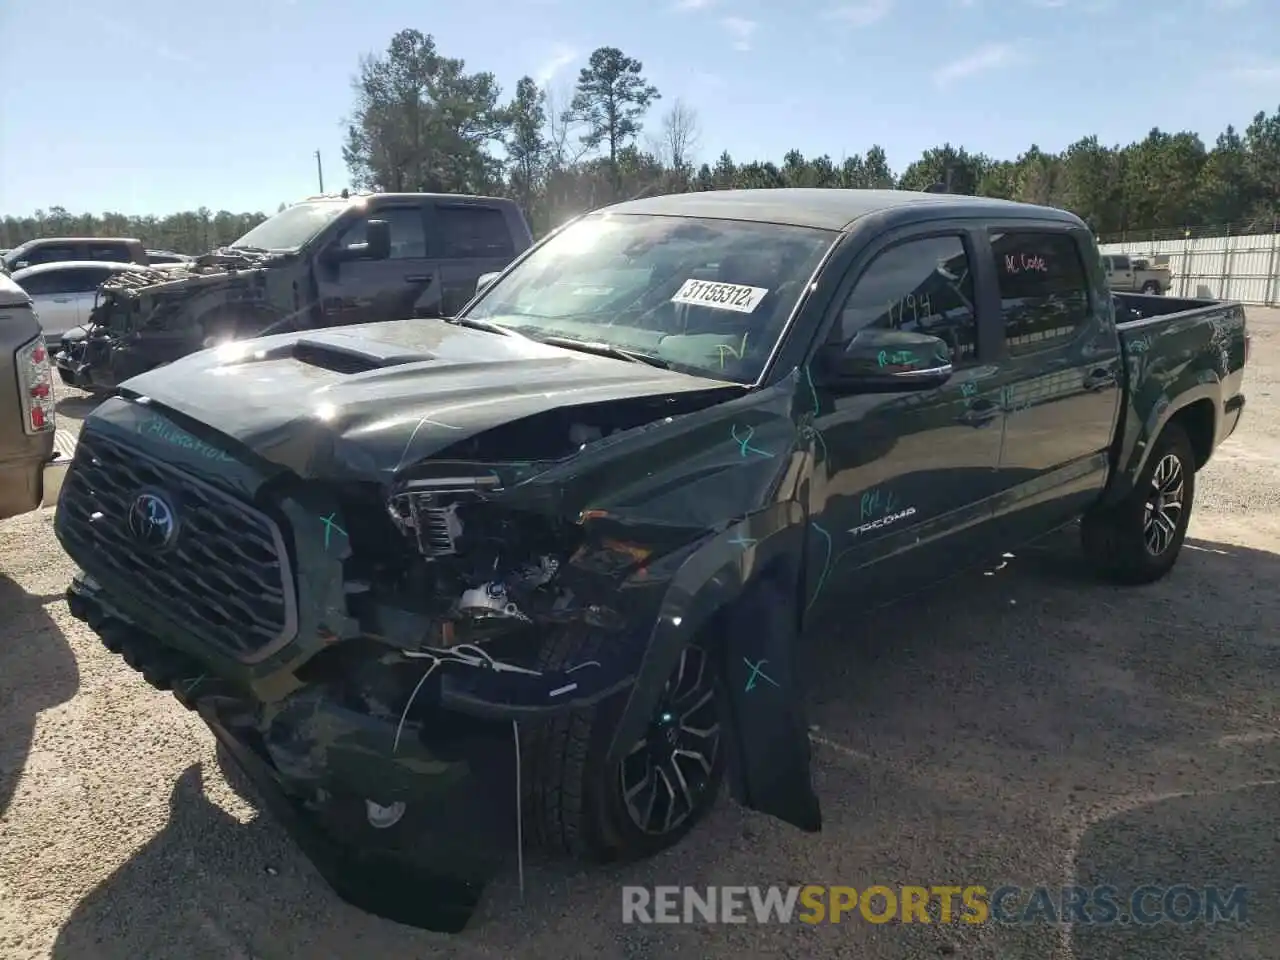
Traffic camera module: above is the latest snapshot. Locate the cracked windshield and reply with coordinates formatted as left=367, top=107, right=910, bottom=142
left=465, top=213, right=834, bottom=382
left=1, top=0, right=1276, bottom=958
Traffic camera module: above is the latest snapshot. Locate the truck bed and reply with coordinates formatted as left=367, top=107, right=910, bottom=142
left=1103, top=290, right=1248, bottom=505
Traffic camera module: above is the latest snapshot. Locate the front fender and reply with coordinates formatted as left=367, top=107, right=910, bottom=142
left=605, top=499, right=821, bottom=832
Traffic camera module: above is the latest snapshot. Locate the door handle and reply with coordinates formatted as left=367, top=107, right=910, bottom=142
left=1083, top=369, right=1117, bottom=391
left=404, top=274, right=434, bottom=284
left=956, top=400, right=1001, bottom=427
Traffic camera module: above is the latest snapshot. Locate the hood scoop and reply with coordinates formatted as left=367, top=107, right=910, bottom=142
left=266, top=338, right=436, bottom=374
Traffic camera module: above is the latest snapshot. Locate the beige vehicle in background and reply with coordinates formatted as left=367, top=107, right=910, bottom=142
left=0, top=272, right=73, bottom=520
left=1103, top=253, right=1171, bottom=294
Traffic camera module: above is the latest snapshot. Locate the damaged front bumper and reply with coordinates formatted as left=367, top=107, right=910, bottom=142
left=65, top=573, right=526, bottom=933
left=54, top=331, right=153, bottom=393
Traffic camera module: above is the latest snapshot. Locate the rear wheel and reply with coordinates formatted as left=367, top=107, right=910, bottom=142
left=1141, top=281, right=1161, bottom=295
left=524, top=625, right=724, bottom=862
left=1081, top=422, right=1195, bottom=584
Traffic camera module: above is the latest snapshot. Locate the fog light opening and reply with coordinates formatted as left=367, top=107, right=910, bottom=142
left=365, top=799, right=406, bottom=829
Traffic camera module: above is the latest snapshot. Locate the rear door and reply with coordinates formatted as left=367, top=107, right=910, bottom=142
left=427, top=202, right=519, bottom=316
left=985, top=226, right=1122, bottom=535
left=314, top=203, right=435, bottom=327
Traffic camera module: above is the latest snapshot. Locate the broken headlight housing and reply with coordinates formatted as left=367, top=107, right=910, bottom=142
left=386, top=474, right=503, bottom=558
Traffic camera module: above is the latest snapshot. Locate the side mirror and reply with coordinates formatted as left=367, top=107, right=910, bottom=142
left=364, top=219, right=391, bottom=260
left=329, top=218, right=391, bottom=263
left=816, top=328, right=953, bottom=393
left=475, top=271, right=502, bottom=295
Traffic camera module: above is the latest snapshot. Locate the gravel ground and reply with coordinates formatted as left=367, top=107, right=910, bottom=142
left=2, top=310, right=1278, bottom=960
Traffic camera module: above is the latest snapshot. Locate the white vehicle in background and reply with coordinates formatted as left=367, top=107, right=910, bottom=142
left=1103, top=254, right=1171, bottom=295
left=9, top=260, right=150, bottom=338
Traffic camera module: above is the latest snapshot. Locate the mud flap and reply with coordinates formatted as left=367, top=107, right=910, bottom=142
left=716, top=571, right=821, bottom=832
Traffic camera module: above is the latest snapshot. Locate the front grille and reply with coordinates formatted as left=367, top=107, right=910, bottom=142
left=58, top=429, right=296, bottom=660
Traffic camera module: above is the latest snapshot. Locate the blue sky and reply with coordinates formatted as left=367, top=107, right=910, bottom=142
left=1, top=0, right=1276, bottom=217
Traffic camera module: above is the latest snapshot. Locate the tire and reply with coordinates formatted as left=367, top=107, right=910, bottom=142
left=1141, top=281, right=1161, bottom=295
left=1081, top=422, right=1195, bottom=584
left=523, top=623, right=725, bottom=863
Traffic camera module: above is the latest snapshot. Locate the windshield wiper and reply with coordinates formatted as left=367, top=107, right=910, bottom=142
left=443, top=315, right=518, bottom=337
left=535, top=335, right=671, bottom=369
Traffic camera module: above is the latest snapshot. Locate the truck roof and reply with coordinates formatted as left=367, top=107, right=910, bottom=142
left=605, top=188, right=1085, bottom=232
left=9, top=236, right=142, bottom=245
left=300, top=192, right=516, bottom=206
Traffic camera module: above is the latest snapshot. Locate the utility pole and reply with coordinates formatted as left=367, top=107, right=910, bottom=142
left=314, top=150, right=325, bottom=193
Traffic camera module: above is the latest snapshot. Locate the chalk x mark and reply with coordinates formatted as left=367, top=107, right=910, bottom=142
left=394, top=414, right=464, bottom=471
left=321, top=512, right=347, bottom=550
left=731, top=424, right=775, bottom=459
left=743, top=658, right=781, bottom=692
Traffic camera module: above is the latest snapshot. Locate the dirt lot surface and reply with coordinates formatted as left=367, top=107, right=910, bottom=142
left=2, top=311, right=1278, bottom=960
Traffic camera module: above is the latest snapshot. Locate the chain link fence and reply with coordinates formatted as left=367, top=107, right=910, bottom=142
left=1098, top=216, right=1280, bottom=305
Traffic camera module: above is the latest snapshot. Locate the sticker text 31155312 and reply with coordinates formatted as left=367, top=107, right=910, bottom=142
left=671, top=279, right=769, bottom=314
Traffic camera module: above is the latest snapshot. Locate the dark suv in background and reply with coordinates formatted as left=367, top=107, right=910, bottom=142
left=1, top=237, right=149, bottom=273
left=55, top=192, right=535, bottom=391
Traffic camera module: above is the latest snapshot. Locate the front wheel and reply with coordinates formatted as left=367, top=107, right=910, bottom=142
left=1081, top=422, right=1196, bottom=584
left=1141, top=281, right=1161, bottom=295
left=524, top=626, right=725, bottom=863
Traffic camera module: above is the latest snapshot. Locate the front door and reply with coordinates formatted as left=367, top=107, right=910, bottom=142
left=314, top=203, right=438, bottom=328
left=985, top=227, right=1123, bottom=536
left=806, top=230, right=1005, bottom=612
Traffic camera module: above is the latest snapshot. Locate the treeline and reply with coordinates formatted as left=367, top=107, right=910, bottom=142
left=5, top=28, right=1280, bottom=254
left=0, top=209, right=270, bottom=257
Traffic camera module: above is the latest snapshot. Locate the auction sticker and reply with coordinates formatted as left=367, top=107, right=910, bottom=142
left=671, top=279, right=769, bottom=314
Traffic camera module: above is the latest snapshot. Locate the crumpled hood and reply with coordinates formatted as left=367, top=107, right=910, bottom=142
left=118, top=319, right=738, bottom=482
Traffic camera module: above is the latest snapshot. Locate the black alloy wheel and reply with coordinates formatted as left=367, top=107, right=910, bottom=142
left=618, top=644, right=721, bottom=836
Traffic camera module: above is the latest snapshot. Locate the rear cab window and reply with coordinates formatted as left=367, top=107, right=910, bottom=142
left=435, top=205, right=516, bottom=259
left=86, top=244, right=130, bottom=262
left=989, top=230, right=1092, bottom=356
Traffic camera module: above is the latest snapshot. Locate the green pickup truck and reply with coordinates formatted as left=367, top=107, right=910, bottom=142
left=53, top=189, right=1247, bottom=932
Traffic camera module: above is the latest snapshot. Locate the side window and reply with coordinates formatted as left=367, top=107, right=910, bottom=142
left=1112, top=254, right=1130, bottom=270
left=65, top=267, right=113, bottom=292
left=24, top=245, right=78, bottom=266
left=87, top=244, right=129, bottom=262
left=435, top=206, right=515, bottom=259
left=837, top=235, right=978, bottom=365
left=16, top=272, right=63, bottom=295
left=339, top=207, right=427, bottom=259
left=990, top=231, right=1091, bottom=356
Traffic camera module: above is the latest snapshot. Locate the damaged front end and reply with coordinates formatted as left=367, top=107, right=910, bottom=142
left=55, top=346, right=820, bottom=931
left=55, top=249, right=293, bottom=392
